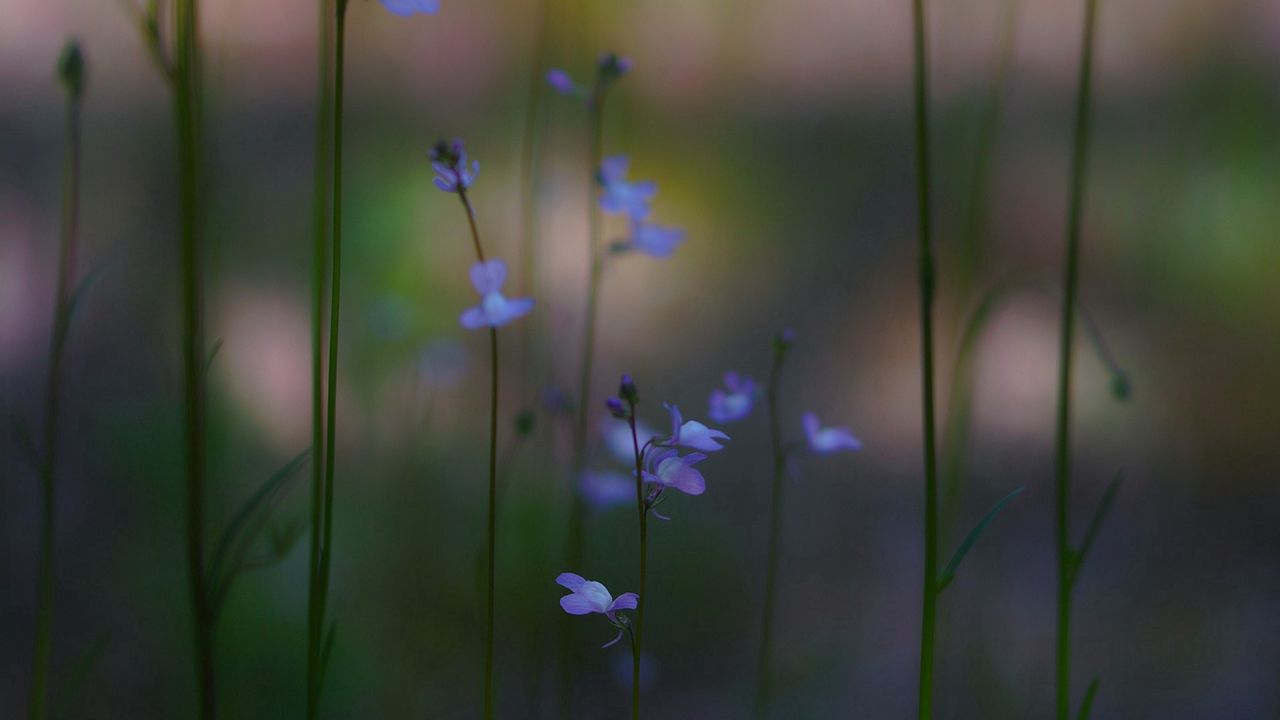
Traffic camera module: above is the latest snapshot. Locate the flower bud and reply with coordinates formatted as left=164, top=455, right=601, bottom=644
left=597, top=52, right=632, bottom=82
left=58, top=39, right=85, bottom=99
left=619, top=374, right=638, bottom=404
left=605, top=397, right=628, bottom=419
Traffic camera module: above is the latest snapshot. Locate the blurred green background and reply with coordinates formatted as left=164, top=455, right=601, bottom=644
left=3, top=0, right=1279, bottom=717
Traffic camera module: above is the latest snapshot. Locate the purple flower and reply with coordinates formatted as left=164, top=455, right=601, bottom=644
left=546, top=68, right=581, bottom=96
left=642, top=448, right=708, bottom=496
left=459, top=259, right=534, bottom=329
left=598, top=53, right=633, bottom=80
left=430, top=139, right=480, bottom=193
left=580, top=471, right=634, bottom=510
left=663, top=403, right=729, bottom=451
left=598, top=156, right=656, bottom=219
left=802, top=412, right=862, bottom=454
left=557, top=573, right=638, bottom=648
left=708, top=372, right=759, bottom=423
left=616, top=219, right=685, bottom=258
left=379, top=0, right=440, bottom=15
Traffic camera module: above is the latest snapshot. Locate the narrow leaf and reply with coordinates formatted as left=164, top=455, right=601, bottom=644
left=64, top=262, right=111, bottom=328
left=936, top=487, right=1024, bottom=593
left=1075, top=677, right=1100, bottom=720
left=51, top=632, right=110, bottom=720
left=204, top=337, right=224, bottom=374
left=208, top=449, right=310, bottom=615
left=1072, top=469, right=1123, bottom=585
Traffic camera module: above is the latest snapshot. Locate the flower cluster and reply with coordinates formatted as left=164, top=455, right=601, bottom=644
left=430, top=138, right=479, bottom=193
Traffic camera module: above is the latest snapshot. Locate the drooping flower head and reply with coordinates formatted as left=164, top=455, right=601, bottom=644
left=708, top=372, right=760, bottom=423
left=430, top=138, right=480, bottom=193
left=598, top=156, right=656, bottom=220
left=614, top=219, right=685, bottom=258
left=802, top=412, right=862, bottom=454
left=459, top=259, right=534, bottom=329
left=642, top=448, right=708, bottom=496
left=557, top=573, right=638, bottom=648
left=379, top=0, right=440, bottom=16
left=663, top=403, right=730, bottom=451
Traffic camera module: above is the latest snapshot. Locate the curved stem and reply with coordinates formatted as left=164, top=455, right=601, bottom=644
left=315, top=3, right=347, bottom=713
left=911, top=0, right=939, bottom=717
left=306, top=0, right=333, bottom=715
left=754, top=343, right=790, bottom=720
left=29, top=61, right=83, bottom=720
left=1056, top=1, right=1099, bottom=718
left=628, top=411, right=646, bottom=720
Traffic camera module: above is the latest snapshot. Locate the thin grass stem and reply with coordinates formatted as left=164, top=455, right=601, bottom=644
left=754, top=337, right=791, bottom=720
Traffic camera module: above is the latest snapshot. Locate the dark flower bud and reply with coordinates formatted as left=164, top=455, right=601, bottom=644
left=619, top=374, right=638, bottom=404
left=59, top=39, right=85, bottom=99
left=605, top=397, right=628, bottom=419
left=597, top=52, right=632, bottom=82
left=430, top=138, right=464, bottom=169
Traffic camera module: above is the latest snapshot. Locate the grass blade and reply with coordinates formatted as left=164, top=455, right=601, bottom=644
left=208, top=449, right=309, bottom=615
left=937, top=487, right=1024, bottom=593
left=1071, top=469, right=1122, bottom=585
left=51, top=633, right=109, bottom=720
left=1075, top=677, right=1100, bottom=720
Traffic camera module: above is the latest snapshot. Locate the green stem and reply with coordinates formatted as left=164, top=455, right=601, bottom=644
left=314, top=2, right=347, bottom=712
left=306, top=0, right=333, bottom=715
left=754, top=341, right=790, bottom=720
left=910, top=0, right=939, bottom=717
left=1056, top=1, right=1099, bottom=718
left=456, top=188, right=497, bottom=720
left=29, top=47, right=84, bottom=720
left=628, top=411, right=646, bottom=720
left=172, top=0, right=215, bottom=716
left=560, top=75, right=606, bottom=717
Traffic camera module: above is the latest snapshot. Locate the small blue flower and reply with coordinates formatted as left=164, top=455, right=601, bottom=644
left=430, top=139, right=480, bottom=193
left=598, top=156, right=656, bottom=219
left=615, top=219, right=685, bottom=258
left=379, top=0, right=440, bottom=15
left=557, top=573, right=638, bottom=648
left=663, top=403, right=729, bottom=452
left=803, top=412, right=862, bottom=454
left=459, top=259, right=534, bottom=329
left=642, top=448, right=708, bottom=496
left=708, top=372, right=759, bottom=423
left=546, top=68, right=582, bottom=96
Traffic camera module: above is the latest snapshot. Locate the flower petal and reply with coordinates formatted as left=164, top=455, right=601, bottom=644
left=560, top=593, right=602, bottom=615
left=608, top=592, right=639, bottom=612
left=677, top=420, right=729, bottom=451
left=470, top=259, right=507, bottom=295
left=459, top=305, right=487, bottom=329
left=601, top=627, right=626, bottom=649
left=556, top=573, right=588, bottom=591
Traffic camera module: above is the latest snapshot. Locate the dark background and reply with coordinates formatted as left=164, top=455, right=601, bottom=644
left=2, top=0, right=1279, bottom=716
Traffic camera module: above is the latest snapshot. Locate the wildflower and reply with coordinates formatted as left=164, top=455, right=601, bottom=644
left=580, top=471, right=634, bottom=510
left=598, top=156, right=656, bottom=219
left=663, top=403, right=729, bottom=451
left=641, top=448, right=707, bottom=496
left=708, top=372, right=759, bottom=423
left=430, top=139, right=479, bottom=193
left=378, top=0, right=440, bottom=16
left=546, top=68, right=582, bottom=96
left=802, top=412, right=862, bottom=454
left=614, top=219, right=685, bottom=258
left=459, top=259, right=534, bottom=329
left=597, top=52, right=632, bottom=81
left=556, top=573, right=638, bottom=648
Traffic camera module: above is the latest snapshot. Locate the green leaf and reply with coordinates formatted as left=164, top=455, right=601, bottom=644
left=1075, top=677, right=1100, bottom=720
left=1071, top=469, right=1123, bottom=585
left=208, top=449, right=310, bottom=616
left=51, top=633, right=109, bottom=720
left=936, top=487, right=1024, bottom=593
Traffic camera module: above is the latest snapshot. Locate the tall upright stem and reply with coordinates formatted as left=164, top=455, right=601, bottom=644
left=754, top=342, right=790, bottom=720
left=910, top=0, right=939, bottom=717
left=627, top=413, right=646, bottom=720
left=560, top=78, right=605, bottom=717
left=456, top=188, right=498, bottom=720
left=1055, top=1, right=1099, bottom=717
left=172, top=0, right=215, bottom=716
left=313, top=3, right=347, bottom=715
left=29, top=43, right=84, bottom=720
left=306, top=0, right=334, bottom=714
